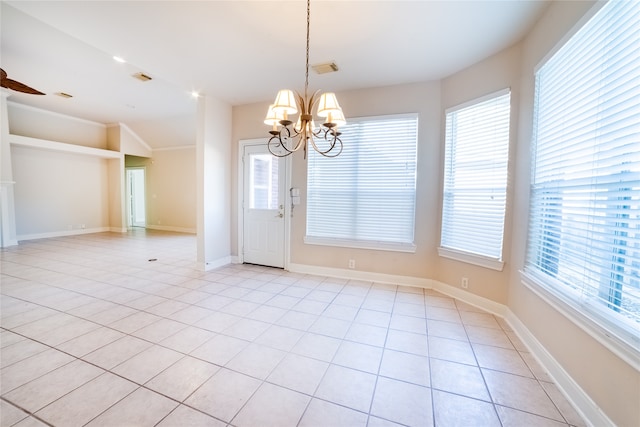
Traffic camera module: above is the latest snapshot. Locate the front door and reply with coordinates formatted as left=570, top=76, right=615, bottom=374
left=242, top=144, right=285, bottom=268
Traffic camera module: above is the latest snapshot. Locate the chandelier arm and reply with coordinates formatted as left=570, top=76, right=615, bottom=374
left=308, top=130, right=343, bottom=157
left=268, top=126, right=304, bottom=157
left=320, top=136, right=344, bottom=157
left=268, top=128, right=294, bottom=157
left=268, top=136, right=291, bottom=157
left=310, top=136, right=343, bottom=157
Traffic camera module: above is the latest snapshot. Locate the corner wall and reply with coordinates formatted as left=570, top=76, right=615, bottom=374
left=508, top=1, right=639, bottom=426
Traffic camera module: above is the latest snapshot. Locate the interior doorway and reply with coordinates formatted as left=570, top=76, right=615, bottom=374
left=126, top=168, right=146, bottom=228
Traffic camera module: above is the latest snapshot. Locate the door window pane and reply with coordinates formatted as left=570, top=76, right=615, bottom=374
left=249, top=153, right=279, bottom=209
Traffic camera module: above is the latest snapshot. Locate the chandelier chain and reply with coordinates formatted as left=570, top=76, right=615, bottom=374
left=305, top=0, right=310, bottom=101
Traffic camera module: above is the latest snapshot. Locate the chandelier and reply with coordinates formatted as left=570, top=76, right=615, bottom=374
left=264, top=0, right=345, bottom=158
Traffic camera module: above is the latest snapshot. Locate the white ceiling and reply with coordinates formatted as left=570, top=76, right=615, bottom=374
left=1, top=0, right=550, bottom=148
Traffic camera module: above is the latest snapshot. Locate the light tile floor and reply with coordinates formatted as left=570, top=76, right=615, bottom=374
left=0, top=230, right=586, bottom=427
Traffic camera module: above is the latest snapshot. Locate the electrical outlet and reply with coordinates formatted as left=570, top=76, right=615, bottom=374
left=461, top=277, right=469, bottom=289
left=348, top=259, right=356, bottom=269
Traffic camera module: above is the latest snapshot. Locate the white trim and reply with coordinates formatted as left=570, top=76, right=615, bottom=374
left=344, top=112, right=419, bottom=124
left=288, top=262, right=430, bottom=288
left=17, top=227, right=111, bottom=242
left=431, top=279, right=507, bottom=317
left=505, top=309, right=615, bottom=427
left=109, top=227, right=127, bottom=233
left=520, top=271, right=640, bottom=372
left=7, top=101, right=106, bottom=128
left=437, top=246, right=505, bottom=271
left=118, top=122, right=153, bottom=152
left=445, top=87, right=511, bottom=114
left=304, top=236, right=417, bottom=253
left=202, top=255, right=232, bottom=271
left=145, top=225, right=196, bottom=234
left=533, top=1, right=607, bottom=73
left=9, top=134, right=122, bottom=159
left=288, top=262, right=506, bottom=317
left=152, top=145, right=196, bottom=152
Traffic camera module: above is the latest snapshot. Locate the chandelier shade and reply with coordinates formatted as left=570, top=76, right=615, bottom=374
left=272, top=90, right=298, bottom=115
left=316, top=92, right=341, bottom=117
left=265, top=0, right=345, bottom=158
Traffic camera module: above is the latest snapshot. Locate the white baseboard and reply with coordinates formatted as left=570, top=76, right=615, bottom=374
left=287, top=262, right=431, bottom=288
left=17, top=227, right=110, bottom=242
left=505, top=310, right=614, bottom=427
left=1, top=238, right=19, bottom=247
left=109, top=227, right=127, bottom=233
left=430, top=279, right=508, bottom=318
left=287, top=262, right=505, bottom=317
left=201, top=256, right=232, bottom=271
left=145, top=225, right=196, bottom=234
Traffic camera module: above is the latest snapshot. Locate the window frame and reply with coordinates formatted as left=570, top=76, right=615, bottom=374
left=304, top=113, right=419, bottom=253
left=521, top=0, right=640, bottom=368
left=438, top=88, right=512, bottom=271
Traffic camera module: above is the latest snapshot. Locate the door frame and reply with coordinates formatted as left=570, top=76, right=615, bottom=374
left=125, top=167, right=147, bottom=228
left=237, top=138, right=292, bottom=269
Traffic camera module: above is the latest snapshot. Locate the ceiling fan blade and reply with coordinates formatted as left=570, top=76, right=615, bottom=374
left=0, top=68, right=45, bottom=95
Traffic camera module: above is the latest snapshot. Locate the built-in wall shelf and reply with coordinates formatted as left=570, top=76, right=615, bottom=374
left=9, top=134, right=122, bottom=159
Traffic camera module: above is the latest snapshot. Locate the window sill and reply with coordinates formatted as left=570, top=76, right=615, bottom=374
left=304, top=236, right=417, bottom=253
left=437, top=247, right=504, bottom=271
left=520, top=270, right=640, bottom=371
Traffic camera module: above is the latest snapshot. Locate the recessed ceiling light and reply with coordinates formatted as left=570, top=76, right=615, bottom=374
left=113, top=56, right=126, bottom=63
left=191, top=91, right=200, bottom=98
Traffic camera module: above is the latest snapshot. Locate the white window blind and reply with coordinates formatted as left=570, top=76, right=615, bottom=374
left=306, top=114, right=418, bottom=250
left=440, top=90, right=511, bottom=264
left=525, top=0, right=640, bottom=344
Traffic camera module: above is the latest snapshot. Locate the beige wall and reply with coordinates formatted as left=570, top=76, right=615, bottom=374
left=145, top=148, right=197, bottom=232
left=436, top=44, right=522, bottom=304
left=233, top=81, right=442, bottom=279
left=8, top=104, right=195, bottom=237
left=12, top=145, right=110, bottom=237
left=8, top=102, right=107, bottom=148
left=197, top=95, right=233, bottom=266
left=232, top=72, right=512, bottom=304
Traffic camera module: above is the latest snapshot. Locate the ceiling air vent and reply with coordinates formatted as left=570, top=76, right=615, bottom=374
left=312, top=62, right=339, bottom=75
left=55, top=92, right=73, bottom=98
left=132, top=72, right=152, bottom=82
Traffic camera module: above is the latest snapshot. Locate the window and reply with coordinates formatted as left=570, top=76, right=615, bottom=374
left=439, top=90, right=511, bottom=270
left=306, top=114, right=418, bottom=251
left=249, top=153, right=279, bottom=210
left=524, top=0, right=640, bottom=350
